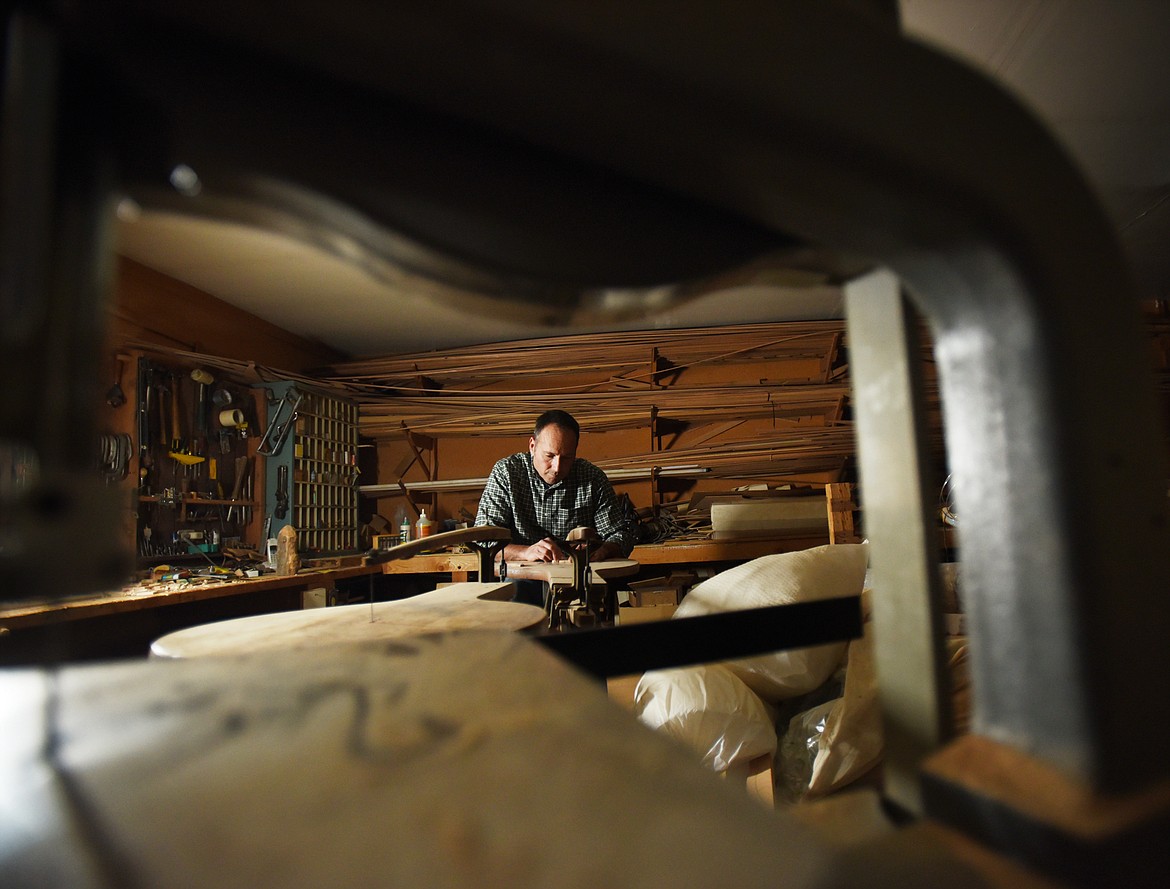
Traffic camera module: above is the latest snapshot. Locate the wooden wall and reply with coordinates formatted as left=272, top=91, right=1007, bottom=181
left=316, top=325, right=883, bottom=535
left=98, top=262, right=1170, bottom=552
left=107, top=256, right=342, bottom=371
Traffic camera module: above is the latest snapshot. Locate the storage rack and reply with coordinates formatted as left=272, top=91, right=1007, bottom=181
left=292, top=391, right=360, bottom=553
left=263, top=383, right=360, bottom=555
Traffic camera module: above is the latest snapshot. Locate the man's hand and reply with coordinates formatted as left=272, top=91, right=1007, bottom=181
left=508, top=538, right=567, bottom=562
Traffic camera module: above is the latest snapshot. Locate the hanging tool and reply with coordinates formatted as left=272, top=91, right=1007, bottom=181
left=169, top=372, right=182, bottom=453
left=211, top=387, right=236, bottom=452
left=168, top=372, right=204, bottom=473
left=156, top=374, right=170, bottom=458
left=106, top=354, right=127, bottom=408
left=241, top=459, right=253, bottom=526
left=136, top=359, right=153, bottom=489
left=257, top=387, right=302, bottom=456
left=274, top=464, right=289, bottom=519
left=190, top=368, right=214, bottom=454
left=179, top=478, right=191, bottom=523
left=226, top=455, right=247, bottom=521
left=98, top=433, right=133, bottom=483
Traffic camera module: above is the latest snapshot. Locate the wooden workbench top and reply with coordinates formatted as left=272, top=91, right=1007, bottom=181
left=0, top=563, right=382, bottom=631
left=0, top=531, right=835, bottom=631
left=378, top=534, right=829, bottom=576
left=631, top=533, right=828, bottom=564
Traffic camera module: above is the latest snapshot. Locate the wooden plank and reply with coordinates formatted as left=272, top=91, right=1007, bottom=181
left=631, top=534, right=828, bottom=565
left=5, top=633, right=853, bottom=887
left=150, top=582, right=542, bottom=658
left=710, top=499, right=828, bottom=534
left=743, top=754, right=776, bottom=809
left=365, top=525, right=510, bottom=564
left=825, top=482, right=862, bottom=544
left=381, top=552, right=481, bottom=575
left=498, top=559, right=639, bottom=585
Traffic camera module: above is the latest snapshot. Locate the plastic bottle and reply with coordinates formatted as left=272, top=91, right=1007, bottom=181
left=416, top=509, right=433, bottom=538
left=399, top=514, right=411, bottom=544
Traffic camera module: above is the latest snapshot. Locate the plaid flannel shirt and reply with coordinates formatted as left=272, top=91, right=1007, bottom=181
left=475, top=452, right=635, bottom=556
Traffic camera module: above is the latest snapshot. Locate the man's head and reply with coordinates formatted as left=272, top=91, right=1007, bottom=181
left=530, top=410, right=580, bottom=485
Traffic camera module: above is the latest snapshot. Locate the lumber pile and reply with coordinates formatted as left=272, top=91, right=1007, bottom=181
left=317, top=322, right=847, bottom=394
left=316, top=321, right=946, bottom=495
left=352, top=384, right=851, bottom=439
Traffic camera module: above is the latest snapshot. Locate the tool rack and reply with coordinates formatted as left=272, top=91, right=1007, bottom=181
left=262, top=382, right=360, bottom=555
left=100, top=352, right=265, bottom=565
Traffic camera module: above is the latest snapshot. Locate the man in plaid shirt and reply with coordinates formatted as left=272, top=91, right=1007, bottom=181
left=476, top=410, right=635, bottom=604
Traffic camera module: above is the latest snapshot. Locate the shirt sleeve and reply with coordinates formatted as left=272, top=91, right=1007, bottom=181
left=475, top=459, right=515, bottom=532
left=588, top=466, right=636, bottom=557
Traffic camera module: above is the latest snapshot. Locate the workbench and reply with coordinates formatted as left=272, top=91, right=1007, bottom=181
left=378, top=532, right=829, bottom=581
left=0, top=563, right=383, bottom=666
left=0, top=533, right=827, bottom=667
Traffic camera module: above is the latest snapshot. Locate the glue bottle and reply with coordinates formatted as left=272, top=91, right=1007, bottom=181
left=399, top=513, right=411, bottom=544
left=416, top=509, right=433, bottom=538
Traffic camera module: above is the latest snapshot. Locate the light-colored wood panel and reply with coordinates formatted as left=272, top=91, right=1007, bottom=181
left=150, top=581, right=542, bottom=658
left=109, top=257, right=342, bottom=370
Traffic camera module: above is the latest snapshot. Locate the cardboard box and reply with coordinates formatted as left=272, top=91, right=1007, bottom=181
left=628, top=587, right=679, bottom=607
left=606, top=673, right=641, bottom=711
left=618, top=603, right=678, bottom=624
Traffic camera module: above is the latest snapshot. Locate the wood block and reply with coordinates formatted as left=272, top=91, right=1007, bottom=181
left=710, top=499, right=828, bottom=535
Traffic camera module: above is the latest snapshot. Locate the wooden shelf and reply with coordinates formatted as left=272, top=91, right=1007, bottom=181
left=632, top=534, right=829, bottom=565
left=283, top=388, right=360, bottom=554
left=139, top=496, right=257, bottom=507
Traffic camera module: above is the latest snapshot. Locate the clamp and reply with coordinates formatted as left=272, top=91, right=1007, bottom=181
left=257, top=387, right=303, bottom=456
left=546, top=526, right=613, bottom=630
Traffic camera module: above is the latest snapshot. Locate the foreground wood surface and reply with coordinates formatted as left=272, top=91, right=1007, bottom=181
left=3, top=633, right=851, bottom=888
left=3, top=633, right=1044, bottom=887
left=150, top=582, right=543, bottom=658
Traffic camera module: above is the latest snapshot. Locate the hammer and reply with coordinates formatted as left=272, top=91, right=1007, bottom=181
left=191, top=368, right=214, bottom=454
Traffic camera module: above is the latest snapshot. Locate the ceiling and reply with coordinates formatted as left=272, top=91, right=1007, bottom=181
left=114, top=1, right=1170, bottom=358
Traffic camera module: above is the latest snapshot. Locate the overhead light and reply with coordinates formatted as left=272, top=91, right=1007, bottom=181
left=115, top=196, right=141, bottom=222
left=169, top=164, right=202, bottom=197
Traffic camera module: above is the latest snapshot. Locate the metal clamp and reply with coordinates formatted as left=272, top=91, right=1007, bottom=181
left=256, top=387, right=302, bottom=456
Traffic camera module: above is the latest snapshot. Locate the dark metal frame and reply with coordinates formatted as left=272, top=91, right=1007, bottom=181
left=5, top=2, right=1169, bottom=882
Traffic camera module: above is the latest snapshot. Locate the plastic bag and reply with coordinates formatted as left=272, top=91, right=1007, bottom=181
left=634, top=663, right=778, bottom=773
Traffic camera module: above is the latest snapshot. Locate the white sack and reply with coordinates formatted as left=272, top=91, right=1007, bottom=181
left=634, top=663, right=777, bottom=773
left=674, top=544, right=869, bottom=702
